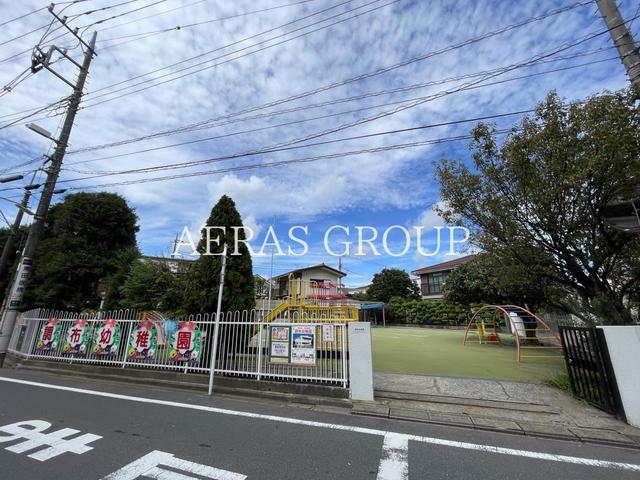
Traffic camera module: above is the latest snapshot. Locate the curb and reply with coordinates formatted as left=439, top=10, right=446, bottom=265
left=351, top=403, right=640, bottom=449
left=5, top=356, right=352, bottom=410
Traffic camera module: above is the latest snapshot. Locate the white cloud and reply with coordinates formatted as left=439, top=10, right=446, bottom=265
left=0, top=0, right=633, bottom=263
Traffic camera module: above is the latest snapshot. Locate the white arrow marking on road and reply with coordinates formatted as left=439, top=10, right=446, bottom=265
left=0, top=376, right=639, bottom=473
left=0, top=419, right=102, bottom=461
left=102, top=450, right=246, bottom=480
left=377, top=433, right=409, bottom=480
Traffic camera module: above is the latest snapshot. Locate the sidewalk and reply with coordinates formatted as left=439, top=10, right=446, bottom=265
left=352, top=372, right=640, bottom=448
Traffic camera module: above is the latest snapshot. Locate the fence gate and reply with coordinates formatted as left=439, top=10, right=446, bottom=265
left=558, top=326, right=621, bottom=416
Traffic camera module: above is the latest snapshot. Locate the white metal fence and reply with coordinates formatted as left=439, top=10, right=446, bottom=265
left=7, top=308, right=348, bottom=387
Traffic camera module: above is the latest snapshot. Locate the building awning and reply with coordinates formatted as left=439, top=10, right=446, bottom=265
left=359, top=303, right=384, bottom=310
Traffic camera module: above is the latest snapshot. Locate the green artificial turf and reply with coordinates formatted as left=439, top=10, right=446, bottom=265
left=371, top=327, right=566, bottom=382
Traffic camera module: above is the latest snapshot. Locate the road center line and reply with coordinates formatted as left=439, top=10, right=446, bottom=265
left=1, top=375, right=639, bottom=473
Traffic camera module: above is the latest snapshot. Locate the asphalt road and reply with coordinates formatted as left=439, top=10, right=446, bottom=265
left=0, top=369, right=638, bottom=480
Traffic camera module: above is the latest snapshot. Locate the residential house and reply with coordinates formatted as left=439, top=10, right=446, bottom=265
left=273, top=263, right=346, bottom=299
left=412, top=255, right=475, bottom=300
left=141, top=255, right=194, bottom=275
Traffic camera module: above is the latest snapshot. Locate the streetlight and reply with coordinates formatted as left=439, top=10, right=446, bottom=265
left=0, top=175, right=24, bottom=183
left=25, top=123, right=57, bottom=143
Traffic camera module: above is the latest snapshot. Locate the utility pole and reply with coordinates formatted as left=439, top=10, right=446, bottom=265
left=596, top=0, right=640, bottom=92
left=0, top=30, right=98, bottom=367
left=0, top=170, right=39, bottom=280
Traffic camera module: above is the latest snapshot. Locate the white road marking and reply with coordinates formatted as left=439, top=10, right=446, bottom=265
left=377, top=433, right=409, bottom=480
left=0, top=419, right=101, bottom=461
left=1, top=376, right=639, bottom=473
left=102, top=450, right=246, bottom=480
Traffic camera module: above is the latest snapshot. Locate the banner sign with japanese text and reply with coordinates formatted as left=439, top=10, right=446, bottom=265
left=127, top=320, right=157, bottom=360
left=322, top=324, right=335, bottom=342
left=62, top=319, right=90, bottom=355
left=36, top=318, right=60, bottom=353
left=269, top=326, right=290, bottom=364
left=290, top=325, right=316, bottom=366
left=169, top=321, right=201, bottom=363
left=92, top=319, right=122, bottom=356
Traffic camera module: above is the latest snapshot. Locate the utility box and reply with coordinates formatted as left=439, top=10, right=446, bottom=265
left=348, top=322, right=374, bottom=401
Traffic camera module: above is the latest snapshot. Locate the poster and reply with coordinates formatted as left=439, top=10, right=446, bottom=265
left=322, top=324, right=335, bottom=342
left=290, top=325, right=316, bottom=366
left=92, top=319, right=122, bottom=356
left=35, top=318, right=60, bottom=352
left=126, top=320, right=157, bottom=360
left=269, top=326, right=290, bottom=364
left=168, top=321, right=202, bottom=363
left=62, top=319, right=90, bottom=355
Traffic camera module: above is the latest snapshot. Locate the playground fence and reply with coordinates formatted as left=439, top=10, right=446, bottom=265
left=7, top=308, right=349, bottom=387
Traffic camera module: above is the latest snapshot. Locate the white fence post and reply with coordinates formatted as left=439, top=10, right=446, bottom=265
left=256, top=325, right=263, bottom=381
left=347, top=322, right=374, bottom=401
left=598, top=326, right=640, bottom=428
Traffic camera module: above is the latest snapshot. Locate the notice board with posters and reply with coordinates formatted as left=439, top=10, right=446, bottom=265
left=268, top=324, right=317, bottom=366
left=290, top=325, right=316, bottom=366
left=269, top=326, right=291, bottom=364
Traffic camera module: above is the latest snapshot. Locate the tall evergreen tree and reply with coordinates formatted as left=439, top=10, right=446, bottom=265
left=183, top=195, right=255, bottom=313
left=25, top=192, right=139, bottom=310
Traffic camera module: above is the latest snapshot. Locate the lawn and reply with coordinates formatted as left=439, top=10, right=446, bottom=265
left=371, top=327, right=566, bottom=382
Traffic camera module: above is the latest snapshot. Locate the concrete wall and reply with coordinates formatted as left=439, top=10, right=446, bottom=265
left=598, top=326, right=640, bottom=428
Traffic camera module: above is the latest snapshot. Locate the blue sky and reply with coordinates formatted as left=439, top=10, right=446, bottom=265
left=0, top=0, right=638, bottom=286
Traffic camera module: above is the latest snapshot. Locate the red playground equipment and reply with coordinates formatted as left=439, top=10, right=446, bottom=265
left=463, top=305, right=562, bottom=363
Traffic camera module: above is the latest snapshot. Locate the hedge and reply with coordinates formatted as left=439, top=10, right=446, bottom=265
left=386, top=297, right=481, bottom=326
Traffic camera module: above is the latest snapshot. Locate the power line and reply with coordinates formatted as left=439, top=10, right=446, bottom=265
left=60, top=129, right=514, bottom=190
left=0, top=0, right=166, bottom=65
left=100, top=0, right=320, bottom=45
left=0, top=51, right=617, bottom=177
left=96, top=0, right=209, bottom=33
left=62, top=50, right=616, bottom=180
left=0, top=1, right=595, bottom=132
left=80, top=0, right=167, bottom=30
left=55, top=27, right=630, bottom=183
left=82, top=0, right=588, bottom=109
left=76, top=1, right=596, bottom=141
left=84, top=0, right=376, bottom=100
left=0, top=0, right=145, bottom=48
left=0, top=97, right=71, bottom=131
left=0, top=67, right=34, bottom=99
left=0, top=6, right=47, bottom=28
left=67, top=111, right=532, bottom=176
left=63, top=52, right=617, bottom=161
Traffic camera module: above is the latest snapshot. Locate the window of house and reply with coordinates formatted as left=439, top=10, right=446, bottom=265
left=424, top=272, right=448, bottom=295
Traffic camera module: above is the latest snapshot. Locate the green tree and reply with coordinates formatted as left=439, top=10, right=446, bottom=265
left=120, top=260, right=183, bottom=312
left=254, top=275, right=269, bottom=299
left=442, top=253, right=558, bottom=311
left=437, top=89, right=640, bottom=325
left=26, top=192, right=139, bottom=310
left=367, top=268, right=420, bottom=303
left=102, top=246, right=141, bottom=310
left=182, top=195, right=255, bottom=313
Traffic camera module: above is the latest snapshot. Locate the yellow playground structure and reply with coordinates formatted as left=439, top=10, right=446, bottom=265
left=463, top=305, right=563, bottom=363
left=261, top=276, right=359, bottom=323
